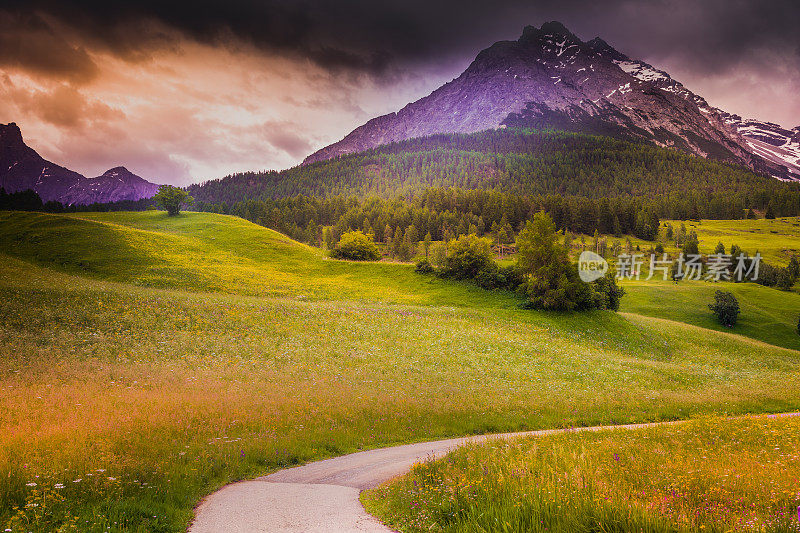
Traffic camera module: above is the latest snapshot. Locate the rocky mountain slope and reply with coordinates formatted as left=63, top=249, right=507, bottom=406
left=0, top=123, right=160, bottom=205
left=304, top=21, right=789, bottom=180
left=717, top=113, right=800, bottom=180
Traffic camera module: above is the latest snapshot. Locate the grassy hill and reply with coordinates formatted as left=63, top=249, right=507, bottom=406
left=0, top=210, right=519, bottom=307
left=2, top=210, right=799, bottom=349
left=675, top=217, right=800, bottom=265
left=622, top=280, right=800, bottom=350
left=1, top=209, right=800, bottom=532
left=588, top=217, right=800, bottom=266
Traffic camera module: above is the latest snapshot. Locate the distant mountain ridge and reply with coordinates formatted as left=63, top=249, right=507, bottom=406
left=304, top=21, right=795, bottom=180
left=0, top=123, right=160, bottom=205
left=717, top=113, right=800, bottom=181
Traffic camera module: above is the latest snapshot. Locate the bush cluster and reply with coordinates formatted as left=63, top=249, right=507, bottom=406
left=331, top=230, right=380, bottom=261
left=416, top=234, right=524, bottom=292
left=416, top=214, right=625, bottom=312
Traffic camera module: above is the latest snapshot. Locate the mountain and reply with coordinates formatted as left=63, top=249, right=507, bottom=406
left=57, top=166, right=161, bottom=205
left=0, top=123, right=160, bottom=205
left=303, top=21, right=784, bottom=179
left=716, top=113, right=800, bottom=180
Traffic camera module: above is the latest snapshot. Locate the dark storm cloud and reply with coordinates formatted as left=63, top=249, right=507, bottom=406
left=1, top=0, right=797, bottom=80
left=0, top=11, right=98, bottom=82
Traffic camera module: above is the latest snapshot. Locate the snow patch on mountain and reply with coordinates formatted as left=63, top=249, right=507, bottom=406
left=613, top=60, right=669, bottom=83
left=718, top=113, right=800, bottom=180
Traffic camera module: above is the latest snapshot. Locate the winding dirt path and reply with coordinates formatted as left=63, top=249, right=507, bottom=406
left=188, top=413, right=799, bottom=532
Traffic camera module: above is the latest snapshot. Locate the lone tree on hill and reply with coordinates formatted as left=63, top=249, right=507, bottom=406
left=154, top=185, right=193, bottom=216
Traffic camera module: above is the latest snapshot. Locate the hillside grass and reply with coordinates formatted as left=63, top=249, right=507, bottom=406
left=677, top=217, right=800, bottom=265
left=621, top=279, right=800, bottom=350
left=363, top=415, right=800, bottom=533
left=583, top=217, right=800, bottom=266
left=1, top=210, right=800, bottom=531
left=558, top=216, right=800, bottom=350
left=0, top=211, right=519, bottom=307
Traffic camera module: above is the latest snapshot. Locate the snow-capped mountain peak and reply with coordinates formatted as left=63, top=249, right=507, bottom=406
left=304, top=22, right=792, bottom=181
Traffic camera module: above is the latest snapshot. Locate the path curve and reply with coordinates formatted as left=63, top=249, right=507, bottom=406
left=188, top=413, right=799, bottom=532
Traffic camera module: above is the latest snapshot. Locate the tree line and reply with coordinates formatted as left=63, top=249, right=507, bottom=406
left=193, top=188, right=664, bottom=248
left=188, top=128, right=800, bottom=220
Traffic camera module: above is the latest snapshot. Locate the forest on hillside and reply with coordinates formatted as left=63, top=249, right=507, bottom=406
left=183, top=129, right=799, bottom=247
left=188, top=128, right=799, bottom=218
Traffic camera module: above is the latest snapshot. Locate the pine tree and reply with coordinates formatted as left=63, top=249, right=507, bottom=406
left=401, top=227, right=414, bottom=261
left=516, top=212, right=595, bottom=311
left=423, top=232, right=432, bottom=258
left=392, top=227, right=403, bottom=259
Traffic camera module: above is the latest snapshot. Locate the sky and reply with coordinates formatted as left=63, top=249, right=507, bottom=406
left=0, top=0, right=798, bottom=185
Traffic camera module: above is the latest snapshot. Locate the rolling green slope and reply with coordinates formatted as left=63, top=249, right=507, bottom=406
left=2, top=209, right=800, bottom=531
left=675, top=217, right=800, bottom=265
left=0, top=210, right=519, bottom=307
left=2, top=210, right=800, bottom=350
left=621, top=280, right=800, bottom=351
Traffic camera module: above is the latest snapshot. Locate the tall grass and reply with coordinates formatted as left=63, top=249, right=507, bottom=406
left=363, top=415, right=800, bottom=532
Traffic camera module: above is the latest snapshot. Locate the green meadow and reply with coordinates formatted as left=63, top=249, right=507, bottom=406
left=678, top=217, right=800, bottom=265
left=1, top=210, right=799, bottom=532
left=577, top=217, right=800, bottom=267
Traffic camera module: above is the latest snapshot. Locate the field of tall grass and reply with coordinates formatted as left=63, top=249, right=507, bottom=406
left=363, top=414, right=800, bottom=532
left=1, top=210, right=800, bottom=531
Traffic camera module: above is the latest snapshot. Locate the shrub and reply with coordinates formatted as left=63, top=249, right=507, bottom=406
left=331, top=230, right=380, bottom=261
left=708, top=290, right=740, bottom=327
left=441, top=234, right=494, bottom=279
left=777, top=268, right=795, bottom=291
left=429, top=242, right=448, bottom=270
left=683, top=231, right=700, bottom=255
left=414, top=258, right=434, bottom=274
left=592, top=271, right=626, bottom=311
left=498, top=264, right=525, bottom=289
left=474, top=264, right=523, bottom=291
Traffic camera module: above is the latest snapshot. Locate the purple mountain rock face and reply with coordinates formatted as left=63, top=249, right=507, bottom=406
left=304, top=21, right=794, bottom=180
left=0, top=123, right=160, bottom=205
left=716, top=113, right=800, bottom=181
left=58, top=167, right=161, bottom=206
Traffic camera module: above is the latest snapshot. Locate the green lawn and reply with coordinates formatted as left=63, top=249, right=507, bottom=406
left=1, top=210, right=800, bottom=532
